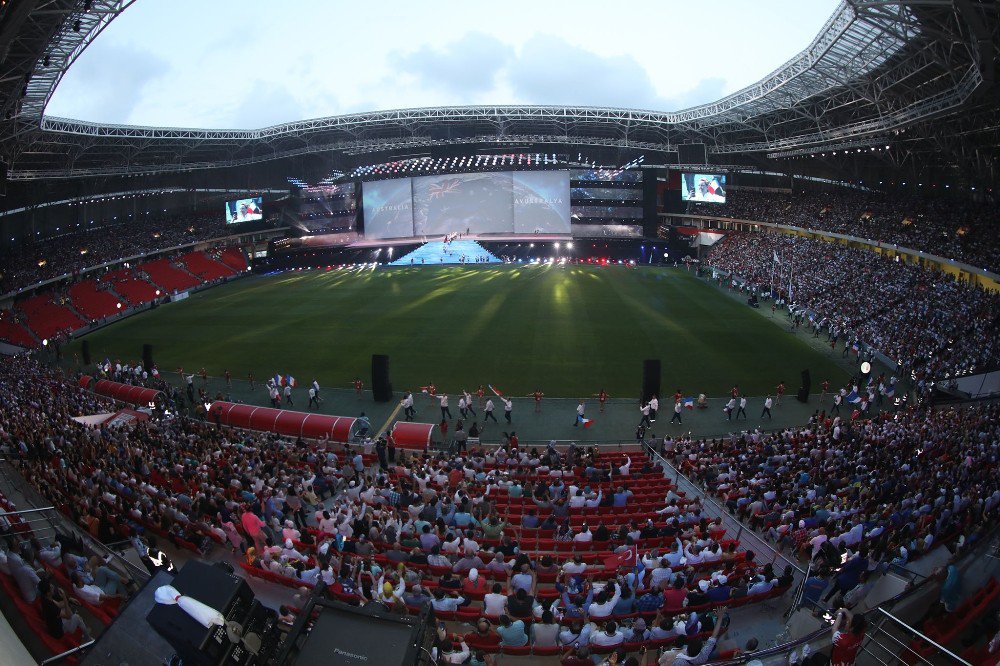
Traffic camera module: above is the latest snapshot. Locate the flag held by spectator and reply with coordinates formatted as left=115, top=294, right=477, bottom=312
left=884, top=384, right=895, bottom=397
left=603, top=544, right=639, bottom=571
left=683, top=397, right=695, bottom=410
left=273, top=374, right=284, bottom=387
left=286, top=376, right=296, bottom=388
left=773, top=250, right=781, bottom=265
left=846, top=390, right=862, bottom=404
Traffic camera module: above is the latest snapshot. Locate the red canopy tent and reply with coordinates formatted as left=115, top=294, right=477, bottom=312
left=389, top=421, right=439, bottom=450
left=207, top=401, right=358, bottom=443
left=91, top=379, right=163, bottom=407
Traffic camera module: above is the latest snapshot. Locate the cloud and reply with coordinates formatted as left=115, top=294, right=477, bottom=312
left=666, top=77, right=729, bottom=110
left=45, top=44, right=168, bottom=122
left=505, top=35, right=670, bottom=109
left=390, top=32, right=514, bottom=96
left=223, top=83, right=311, bottom=129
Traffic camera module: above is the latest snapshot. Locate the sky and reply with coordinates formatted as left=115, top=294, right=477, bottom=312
left=45, top=0, right=840, bottom=129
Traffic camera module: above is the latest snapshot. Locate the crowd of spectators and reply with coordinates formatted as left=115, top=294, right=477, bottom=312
left=1, top=353, right=998, bottom=663
left=706, top=232, right=1000, bottom=381
left=687, top=189, right=1000, bottom=274
left=658, top=403, right=998, bottom=596
left=0, top=211, right=267, bottom=296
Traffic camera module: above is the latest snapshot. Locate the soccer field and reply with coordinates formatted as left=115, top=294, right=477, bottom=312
left=70, top=265, right=849, bottom=398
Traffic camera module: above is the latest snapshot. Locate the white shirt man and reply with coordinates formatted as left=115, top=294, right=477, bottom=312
left=587, top=586, right=622, bottom=619
left=649, top=396, right=659, bottom=417
left=484, top=591, right=507, bottom=616
left=589, top=624, right=625, bottom=647
left=502, top=398, right=512, bottom=414
left=484, top=399, right=495, bottom=415
left=458, top=396, right=467, bottom=412
left=573, top=527, right=593, bottom=543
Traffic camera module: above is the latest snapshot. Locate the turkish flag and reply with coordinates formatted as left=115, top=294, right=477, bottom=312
left=604, top=545, right=638, bottom=571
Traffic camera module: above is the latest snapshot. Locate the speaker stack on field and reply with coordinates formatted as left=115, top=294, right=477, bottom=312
left=81, top=561, right=285, bottom=666
left=372, top=353, right=392, bottom=402
left=142, top=343, right=154, bottom=372
left=642, top=358, right=661, bottom=404
left=145, top=561, right=282, bottom=666
left=275, top=595, right=436, bottom=666
left=797, top=369, right=811, bottom=403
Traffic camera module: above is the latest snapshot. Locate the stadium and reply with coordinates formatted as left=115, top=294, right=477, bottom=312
left=0, top=1, right=997, bottom=665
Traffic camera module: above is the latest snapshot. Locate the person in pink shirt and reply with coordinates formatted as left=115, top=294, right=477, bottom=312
left=241, top=508, right=267, bottom=552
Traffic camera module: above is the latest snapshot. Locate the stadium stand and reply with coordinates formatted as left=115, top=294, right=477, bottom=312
left=16, top=294, right=85, bottom=341
left=0, top=213, right=234, bottom=295
left=216, top=246, right=250, bottom=273
left=706, top=232, right=1000, bottom=382
left=98, top=268, right=159, bottom=307
left=176, top=250, right=237, bottom=282
left=0, top=311, right=37, bottom=347
left=0, top=353, right=995, bottom=663
left=688, top=190, right=1000, bottom=274
left=66, top=280, right=123, bottom=321
left=138, top=258, right=203, bottom=293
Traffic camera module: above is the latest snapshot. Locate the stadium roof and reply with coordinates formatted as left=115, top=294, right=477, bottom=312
left=0, top=1, right=996, bottom=184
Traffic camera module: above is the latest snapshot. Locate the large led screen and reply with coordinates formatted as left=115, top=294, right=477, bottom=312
left=412, top=173, right=513, bottom=236
left=680, top=173, right=727, bottom=203
left=513, top=171, right=571, bottom=234
left=225, top=197, right=263, bottom=224
left=362, top=178, right=414, bottom=239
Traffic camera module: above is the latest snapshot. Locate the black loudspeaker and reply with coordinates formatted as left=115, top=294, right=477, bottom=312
left=146, top=561, right=264, bottom=666
left=81, top=340, right=91, bottom=365
left=372, top=354, right=392, bottom=402
left=797, top=369, right=811, bottom=403
left=142, top=344, right=154, bottom=372
left=642, top=359, right=661, bottom=404
left=290, top=599, right=433, bottom=666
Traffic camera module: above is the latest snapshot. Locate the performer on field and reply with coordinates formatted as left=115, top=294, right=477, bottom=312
left=596, top=389, right=608, bottom=413
left=531, top=389, right=544, bottom=413
left=354, top=377, right=364, bottom=399
left=483, top=397, right=497, bottom=423
left=462, top=390, right=477, bottom=417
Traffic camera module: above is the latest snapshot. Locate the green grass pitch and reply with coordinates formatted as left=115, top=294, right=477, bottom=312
left=70, top=265, right=849, bottom=398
